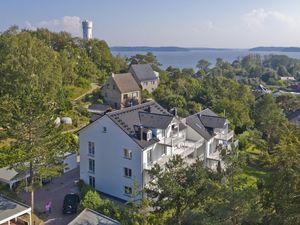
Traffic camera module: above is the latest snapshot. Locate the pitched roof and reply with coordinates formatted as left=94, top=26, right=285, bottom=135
left=68, top=208, right=120, bottom=225
left=107, top=101, right=174, bottom=148
left=130, top=64, right=157, bottom=81
left=186, top=109, right=227, bottom=141
left=0, top=195, right=31, bottom=224
left=0, top=166, right=29, bottom=183
left=112, top=73, right=140, bottom=93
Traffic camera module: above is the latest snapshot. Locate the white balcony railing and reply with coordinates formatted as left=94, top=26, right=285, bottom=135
left=215, top=130, right=234, bottom=141
left=144, top=139, right=205, bottom=170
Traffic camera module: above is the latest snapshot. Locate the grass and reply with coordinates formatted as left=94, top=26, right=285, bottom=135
left=64, top=85, right=91, bottom=101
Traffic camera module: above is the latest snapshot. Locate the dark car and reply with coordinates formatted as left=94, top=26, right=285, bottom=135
left=62, top=193, right=80, bottom=214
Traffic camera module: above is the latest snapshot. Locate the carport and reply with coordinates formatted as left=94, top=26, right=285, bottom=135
left=0, top=195, right=31, bottom=225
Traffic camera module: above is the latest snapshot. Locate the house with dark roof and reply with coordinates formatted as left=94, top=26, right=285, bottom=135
left=183, top=108, right=235, bottom=169
left=129, top=64, right=159, bottom=93
left=78, top=101, right=235, bottom=201
left=101, top=73, right=141, bottom=109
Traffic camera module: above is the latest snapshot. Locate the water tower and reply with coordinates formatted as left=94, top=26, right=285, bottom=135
left=82, top=20, right=93, bottom=40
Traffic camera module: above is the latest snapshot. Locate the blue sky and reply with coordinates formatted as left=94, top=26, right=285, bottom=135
left=1, top=0, right=300, bottom=48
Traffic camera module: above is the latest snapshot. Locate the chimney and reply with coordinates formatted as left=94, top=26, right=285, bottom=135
left=170, top=107, right=177, bottom=117
left=134, top=125, right=143, bottom=140
left=111, top=73, right=115, bottom=78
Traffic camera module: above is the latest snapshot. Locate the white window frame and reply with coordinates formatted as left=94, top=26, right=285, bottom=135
left=89, top=158, right=95, bottom=173
left=124, top=167, right=132, bottom=178
left=88, top=141, right=95, bottom=156
left=124, top=186, right=132, bottom=195
left=124, top=148, right=132, bottom=159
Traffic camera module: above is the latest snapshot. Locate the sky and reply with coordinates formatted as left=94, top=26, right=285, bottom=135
left=1, top=0, right=300, bottom=48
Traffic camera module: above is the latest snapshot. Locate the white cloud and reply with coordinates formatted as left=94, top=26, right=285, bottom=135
left=62, top=16, right=81, bottom=33
left=26, top=16, right=81, bottom=35
left=243, top=8, right=298, bottom=30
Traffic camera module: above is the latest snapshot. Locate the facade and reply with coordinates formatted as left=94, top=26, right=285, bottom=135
left=82, top=20, right=93, bottom=40
left=101, top=73, right=141, bottom=109
left=129, top=64, right=159, bottom=93
left=79, top=101, right=234, bottom=201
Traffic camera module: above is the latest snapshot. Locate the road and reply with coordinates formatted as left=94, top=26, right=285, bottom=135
left=19, top=168, right=80, bottom=225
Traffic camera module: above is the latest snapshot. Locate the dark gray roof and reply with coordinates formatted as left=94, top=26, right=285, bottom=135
left=88, top=104, right=111, bottom=113
left=68, top=208, right=120, bottom=225
left=139, top=112, right=173, bottom=129
left=0, top=195, right=31, bottom=224
left=112, top=73, right=140, bottom=93
left=107, top=101, right=174, bottom=148
left=130, top=64, right=157, bottom=82
left=186, top=109, right=227, bottom=141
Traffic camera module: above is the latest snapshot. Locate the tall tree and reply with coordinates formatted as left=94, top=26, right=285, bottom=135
left=146, top=156, right=210, bottom=225
left=253, top=94, right=287, bottom=152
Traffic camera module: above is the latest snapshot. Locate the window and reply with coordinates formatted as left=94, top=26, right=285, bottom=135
left=89, top=176, right=95, bottom=188
left=124, top=149, right=132, bottom=159
left=133, top=92, right=139, bottom=98
left=88, top=141, right=95, bottom=156
left=103, top=126, right=107, bottom=133
left=89, top=159, right=95, bottom=173
left=147, top=150, right=152, bottom=164
left=124, top=168, right=132, bottom=178
left=114, top=102, right=118, bottom=108
left=144, top=82, right=148, bottom=86
left=123, top=94, right=128, bottom=100
left=124, top=186, right=132, bottom=195
left=106, top=83, right=110, bottom=89
left=104, top=92, right=107, bottom=97
left=113, top=84, right=116, bottom=90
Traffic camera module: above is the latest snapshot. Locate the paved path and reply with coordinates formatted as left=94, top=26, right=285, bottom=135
left=19, top=168, right=80, bottom=225
left=72, top=83, right=99, bottom=102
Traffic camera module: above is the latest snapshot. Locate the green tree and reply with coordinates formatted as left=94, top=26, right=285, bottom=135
left=253, top=94, right=287, bottom=152
left=196, top=59, right=211, bottom=72
left=146, top=156, right=210, bottom=225
left=81, top=190, right=103, bottom=210
left=261, top=124, right=300, bottom=225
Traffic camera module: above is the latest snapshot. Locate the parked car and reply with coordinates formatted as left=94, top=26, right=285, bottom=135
left=62, top=193, right=80, bottom=214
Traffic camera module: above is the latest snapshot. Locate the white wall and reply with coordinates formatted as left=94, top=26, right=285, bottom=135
left=79, top=115, right=143, bottom=201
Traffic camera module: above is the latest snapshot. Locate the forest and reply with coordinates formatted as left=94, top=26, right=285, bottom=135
left=0, top=27, right=299, bottom=225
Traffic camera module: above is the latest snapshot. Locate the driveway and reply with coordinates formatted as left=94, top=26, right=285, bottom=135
left=19, top=167, right=80, bottom=225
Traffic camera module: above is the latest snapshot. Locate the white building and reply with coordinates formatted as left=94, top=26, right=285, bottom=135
left=79, top=101, right=234, bottom=201
left=82, top=20, right=93, bottom=40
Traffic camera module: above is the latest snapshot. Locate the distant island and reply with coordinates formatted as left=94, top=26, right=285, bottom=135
left=110, top=46, right=236, bottom=52
left=250, top=47, right=300, bottom=52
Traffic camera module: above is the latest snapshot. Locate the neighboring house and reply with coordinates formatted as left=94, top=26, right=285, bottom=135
left=101, top=73, right=141, bottom=109
left=252, top=84, right=271, bottom=98
left=183, top=108, right=235, bottom=169
left=129, top=64, right=159, bottom=93
left=288, top=108, right=300, bottom=127
left=0, top=166, right=30, bottom=189
left=68, top=208, right=120, bottom=225
left=79, top=101, right=234, bottom=201
left=0, top=195, right=32, bottom=225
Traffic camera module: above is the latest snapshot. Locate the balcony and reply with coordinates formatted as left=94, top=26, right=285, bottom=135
left=215, top=130, right=234, bottom=141
left=144, top=139, right=205, bottom=170
left=158, top=131, right=185, bottom=147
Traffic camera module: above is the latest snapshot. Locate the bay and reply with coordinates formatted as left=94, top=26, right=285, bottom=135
left=111, top=49, right=300, bottom=69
